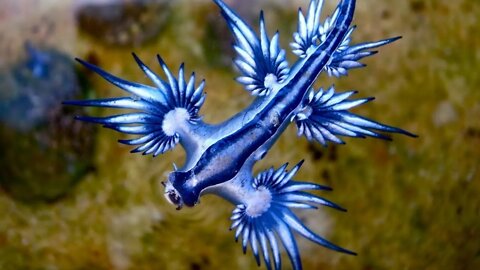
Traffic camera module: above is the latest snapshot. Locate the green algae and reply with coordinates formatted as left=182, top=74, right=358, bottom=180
left=0, top=0, right=479, bottom=269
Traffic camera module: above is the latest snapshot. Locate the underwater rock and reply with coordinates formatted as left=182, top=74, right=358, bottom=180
left=202, top=7, right=234, bottom=67
left=0, top=43, right=95, bottom=202
left=75, top=0, right=171, bottom=47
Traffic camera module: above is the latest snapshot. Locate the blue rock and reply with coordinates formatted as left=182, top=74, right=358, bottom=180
left=0, top=43, right=96, bottom=202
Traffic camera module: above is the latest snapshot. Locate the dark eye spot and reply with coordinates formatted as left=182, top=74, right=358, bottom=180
left=168, top=191, right=181, bottom=205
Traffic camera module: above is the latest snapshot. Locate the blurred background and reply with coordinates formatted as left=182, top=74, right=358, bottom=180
left=0, top=0, right=479, bottom=269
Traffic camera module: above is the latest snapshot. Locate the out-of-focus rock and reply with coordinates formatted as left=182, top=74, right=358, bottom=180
left=75, top=0, right=172, bottom=47
left=0, top=43, right=96, bottom=202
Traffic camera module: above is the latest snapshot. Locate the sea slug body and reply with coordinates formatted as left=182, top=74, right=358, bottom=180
left=65, top=0, right=415, bottom=269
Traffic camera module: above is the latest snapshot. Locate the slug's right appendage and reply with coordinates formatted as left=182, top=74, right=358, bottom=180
left=230, top=161, right=355, bottom=270
left=290, top=0, right=401, bottom=77
left=293, top=86, right=416, bottom=146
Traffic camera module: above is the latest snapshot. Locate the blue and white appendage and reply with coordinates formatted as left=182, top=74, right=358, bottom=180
left=291, top=0, right=401, bottom=77
left=216, top=0, right=290, bottom=96
left=227, top=161, right=355, bottom=270
left=293, top=86, right=416, bottom=146
left=64, top=54, right=206, bottom=157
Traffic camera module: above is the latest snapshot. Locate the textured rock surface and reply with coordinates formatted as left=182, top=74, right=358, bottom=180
left=0, top=0, right=479, bottom=269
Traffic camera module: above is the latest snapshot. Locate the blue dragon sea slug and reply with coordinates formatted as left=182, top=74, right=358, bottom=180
left=65, top=0, right=416, bottom=269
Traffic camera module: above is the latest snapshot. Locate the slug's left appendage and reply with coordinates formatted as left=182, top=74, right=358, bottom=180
left=230, top=161, right=355, bottom=270
left=64, top=54, right=206, bottom=156
left=214, top=0, right=290, bottom=96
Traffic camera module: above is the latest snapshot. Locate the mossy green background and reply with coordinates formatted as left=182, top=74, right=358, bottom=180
left=0, top=0, right=479, bottom=269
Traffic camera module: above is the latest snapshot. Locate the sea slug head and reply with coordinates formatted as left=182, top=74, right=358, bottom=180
left=162, top=179, right=184, bottom=210
left=163, top=170, right=199, bottom=209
